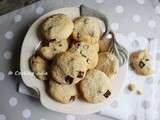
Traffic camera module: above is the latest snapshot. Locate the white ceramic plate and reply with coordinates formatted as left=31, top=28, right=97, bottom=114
left=20, top=7, right=128, bottom=115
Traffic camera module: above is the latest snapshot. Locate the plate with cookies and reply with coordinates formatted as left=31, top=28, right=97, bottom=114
left=20, top=6, right=128, bottom=115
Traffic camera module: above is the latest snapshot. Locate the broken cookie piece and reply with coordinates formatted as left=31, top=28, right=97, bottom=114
left=137, top=90, right=143, bottom=95
left=128, top=83, right=135, bottom=92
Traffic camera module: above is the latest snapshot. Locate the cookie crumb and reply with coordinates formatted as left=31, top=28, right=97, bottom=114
left=128, top=84, right=135, bottom=91
left=137, top=90, right=142, bottom=95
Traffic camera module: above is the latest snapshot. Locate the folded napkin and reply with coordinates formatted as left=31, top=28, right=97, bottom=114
left=18, top=33, right=158, bottom=120
left=100, top=34, right=158, bottom=120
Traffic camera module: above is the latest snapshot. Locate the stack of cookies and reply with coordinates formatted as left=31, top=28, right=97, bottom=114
left=29, top=13, right=119, bottom=104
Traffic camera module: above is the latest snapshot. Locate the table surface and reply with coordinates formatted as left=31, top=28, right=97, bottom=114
left=0, top=0, right=39, bottom=15
left=0, top=0, right=160, bottom=120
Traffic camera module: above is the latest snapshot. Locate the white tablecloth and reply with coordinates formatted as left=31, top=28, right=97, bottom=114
left=0, top=0, right=160, bottom=120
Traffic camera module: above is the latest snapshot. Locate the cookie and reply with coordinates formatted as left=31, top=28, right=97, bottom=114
left=80, top=70, right=112, bottom=103
left=51, top=52, right=87, bottom=84
left=96, top=52, right=119, bottom=80
left=69, top=42, right=98, bottom=69
left=72, top=16, right=101, bottom=44
left=49, top=80, right=77, bottom=104
left=30, top=55, right=48, bottom=80
left=39, top=39, right=68, bottom=60
left=99, top=37, right=110, bottom=52
left=92, top=42, right=99, bottom=52
left=130, top=49, right=153, bottom=76
left=41, top=14, right=74, bottom=41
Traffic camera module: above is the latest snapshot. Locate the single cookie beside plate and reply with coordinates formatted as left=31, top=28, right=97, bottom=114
left=130, top=49, right=153, bottom=76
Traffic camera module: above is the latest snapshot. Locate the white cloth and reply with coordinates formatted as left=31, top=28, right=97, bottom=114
left=19, top=34, right=159, bottom=120
left=100, top=34, right=158, bottom=120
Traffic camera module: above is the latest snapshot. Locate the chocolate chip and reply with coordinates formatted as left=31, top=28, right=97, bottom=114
left=80, top=51, right=87, bottom=58
left=77, top=32, right=80, bottom=38
left=77, top=71, right=84, bottom=78
left=53, top=48, right=56, bottom=51
left=59, top=44, right=62, bottom=47
left=77, top=43, right=80, bottom=47
left=65, top=75, right=73, bottom=84
left=139, top=61, right=145, bottom=68
left=70, top=58, right=74, bottom=61
left=103, top=90, right=111, bottom=98
left=48, top=26, right=52, bottom=31
left=89, top=31, right=95, bottom=37
left=70, top=96, right=76, bottom=101
left=86, top=59, right=89, bottom=63
left=50, top=39, right=56, bottom=42
left=145, top=59, right=149, bottom=61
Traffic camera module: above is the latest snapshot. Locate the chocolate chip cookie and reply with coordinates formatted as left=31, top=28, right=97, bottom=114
left=69, top=42, right=99, bottom=69
left=49, top=80, right=77, bottom=104
left=39, top=39, right=68, bottom=60
left=99, top=37, right=110, bottom=52
left=51, top=52, right=87, bottom=84
left=80, top=70, right=112, bottom=103
left=41, top=14, right=74, bottom=41
left=130, top=49, right=153, bottom=76
left=72, top=16, right=101, bottom=44
left=96, top=52, right=119, bottom=80
left=30, top=55, right=48, bottom=80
